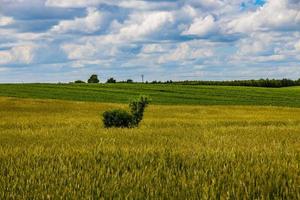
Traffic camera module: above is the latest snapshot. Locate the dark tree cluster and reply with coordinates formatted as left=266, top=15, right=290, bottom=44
left=74, top=80, right=85, bottom=84
left=106, top=77, right=116, bottom=83
left=149, top=78, right=300, bottom=88
left=88, top=74, right=100, bottom=83
left=74, top=75, right=119, bottom=84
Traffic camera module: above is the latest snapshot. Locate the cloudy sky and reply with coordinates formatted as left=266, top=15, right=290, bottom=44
left=0, top=0, right=300, bottom=83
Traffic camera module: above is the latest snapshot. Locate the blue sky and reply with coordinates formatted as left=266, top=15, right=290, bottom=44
left=0, top=0, right=300, bottom=83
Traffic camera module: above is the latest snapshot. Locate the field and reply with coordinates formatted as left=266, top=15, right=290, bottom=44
left=1, top=83, right=300, bottom=107
left=0, top=94, right=299, bottom=199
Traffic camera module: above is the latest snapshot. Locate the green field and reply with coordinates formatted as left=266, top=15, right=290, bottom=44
left=1, top=83, right=300, bottom=107
left=0, top=85, right=300, bottom=199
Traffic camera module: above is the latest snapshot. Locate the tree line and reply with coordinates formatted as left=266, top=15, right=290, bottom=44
left=72, top=75, right=300, bottom=88
left=170, top=79, right=300, bottom=88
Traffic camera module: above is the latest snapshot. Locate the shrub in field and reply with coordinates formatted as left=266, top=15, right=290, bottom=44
left=129, top=96, right=150, bottom=126
left=103, top=109, right=133, bottom=128
left=103, top=96, right=150, bottom=128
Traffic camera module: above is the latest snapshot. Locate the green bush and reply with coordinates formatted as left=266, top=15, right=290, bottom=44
left=103, top=96, right=150, bottom=128
left=103, top=109, right=133, bottom=128
left=129, top=96, right=150, bottom=126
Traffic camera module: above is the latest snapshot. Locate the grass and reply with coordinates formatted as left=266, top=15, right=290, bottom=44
left=0, top=97, right=299, bottom=199
left=1, top=83, right=300, bottom=107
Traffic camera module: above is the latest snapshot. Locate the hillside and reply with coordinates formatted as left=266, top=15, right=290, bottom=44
left=1, top=83, right=300, bottom=107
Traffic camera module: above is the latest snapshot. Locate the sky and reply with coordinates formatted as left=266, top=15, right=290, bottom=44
left=0, top=0, right=300, bottom=83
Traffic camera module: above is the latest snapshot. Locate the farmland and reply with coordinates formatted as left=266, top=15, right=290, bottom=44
left=1, top=83, right=300, bottom=107
left=0, top=95, right=299, bottom=199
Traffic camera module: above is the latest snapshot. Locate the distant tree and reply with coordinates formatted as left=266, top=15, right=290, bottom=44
left=127, top=79, right=133, bottom=83
left=74, top=80, right=85, bottom=84
left=88, top=74, right=99, bottom=83
left=106, top=77, right=116, bottom=83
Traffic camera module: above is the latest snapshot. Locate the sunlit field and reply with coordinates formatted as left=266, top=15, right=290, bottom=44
left=0, top=97, right=299, bottom=199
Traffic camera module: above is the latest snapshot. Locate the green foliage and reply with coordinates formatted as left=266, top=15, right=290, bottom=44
left=129, top=96, right=150, bottom=126
left=126, top=79, right=133, bottom=83
left=171, top=78, right=299, bottom=88
left=88, top=74, right=99, bottom=83
left=103, top=109, right=133, bottom=128
left=74, top=80, right=85, bottom=84
left=106, top=77, right=116, bottom=83
left=103, top=96, right=150, bottom=128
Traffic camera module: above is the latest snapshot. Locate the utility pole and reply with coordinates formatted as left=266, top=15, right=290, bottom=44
left=141, top=74, right=144, bottom=83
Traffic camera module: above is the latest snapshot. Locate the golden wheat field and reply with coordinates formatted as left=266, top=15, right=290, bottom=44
left=0, top=97, right=299, bottom=199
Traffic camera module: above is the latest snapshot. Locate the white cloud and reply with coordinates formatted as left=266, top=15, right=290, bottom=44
left=182, top=15, right=218, bottom=37
left=12, top=45, right=37, bottom=64
left=61, top=42, right=98, bottom=60
left=229, top=31, right=292, bottom=64
left=0, top=28, right=47, bottom=44
left=0, top=44, right=38, bottom=64
left=0, top=67, right=10, bottom=72
left=45, top=0, right=225, bottom=10
left=239, top=41, right=265, bottom=55
left=51, top=7, right=105, bottom=33
left=0, top=51, right=12, bottom=64
left=227, top=0, right=300, bottom=33
left=295, top=40, right=300, bottom=51
left=45, top=0, right=176, bottom=10
left=180, top=5, right=198, bottom=19
left=45, top=0, right=103, bottom=8
left=255, top=55, right=286, bottom=62
left=158, top=42, right=214, bottom=64
left=118, top=1, right=176, bottom=10
left=61, top=11, right=174, bottom=61
left=187, top=0, right=224, bottom=10
left=61, top=37, right=121, bottom=61
left=141, top=44, right=167, bottom=54
left=116, top=11, right=174, bottom=41
left=230, top=51, right=287, bottom=64
left=0, top=15, right=14, bottom=26
left=237, top=33, right=274, bottom=56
